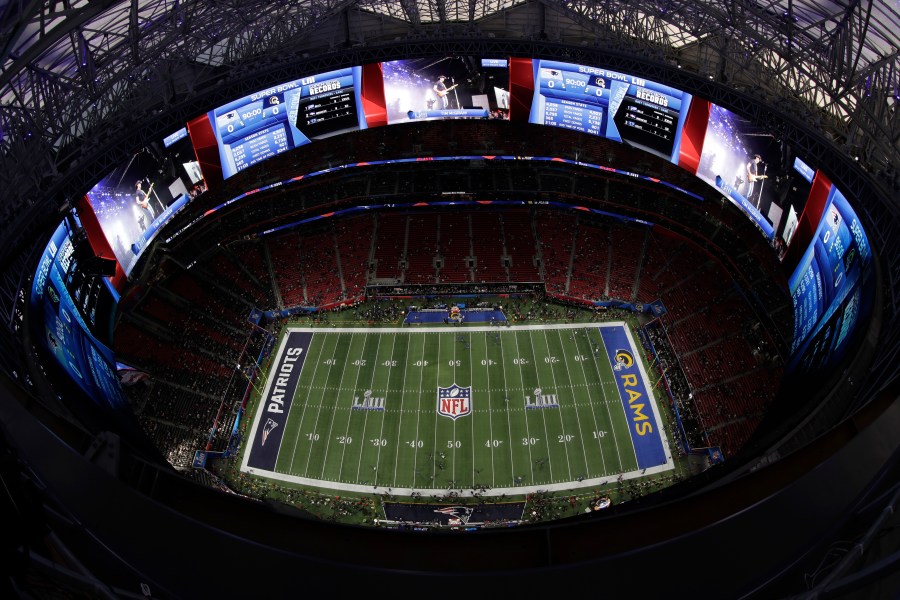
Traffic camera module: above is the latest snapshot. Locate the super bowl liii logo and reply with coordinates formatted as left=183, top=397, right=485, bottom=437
left=525, top=388, right=559, bottom=409
left=352, top=389, right=386, bottom=411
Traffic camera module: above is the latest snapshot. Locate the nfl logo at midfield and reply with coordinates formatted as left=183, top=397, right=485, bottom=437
left=437, top=384, right=472, bottom=420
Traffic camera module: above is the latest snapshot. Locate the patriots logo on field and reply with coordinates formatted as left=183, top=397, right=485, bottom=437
left=261, top=418, right=279, bottom=446
left=613, top=349, right=634, bottom=371
left=438, top=384, right=472, bottom=420
left=434, top=506, right=475, bottom=525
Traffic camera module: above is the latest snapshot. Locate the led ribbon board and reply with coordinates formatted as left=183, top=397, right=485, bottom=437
left=208, top=67, right=366, bottom=179
left=528, top=59, right=692, bottom=163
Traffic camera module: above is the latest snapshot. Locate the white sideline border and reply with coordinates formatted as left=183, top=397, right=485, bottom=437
left=283, top=322, right=620, bottom=334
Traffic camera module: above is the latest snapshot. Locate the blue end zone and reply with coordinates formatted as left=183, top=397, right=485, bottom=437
left=246, top=331, right=313, bottom=470
left=599, top=325, right=668, bottom=469
left=405, top=309, right=506, bottom=324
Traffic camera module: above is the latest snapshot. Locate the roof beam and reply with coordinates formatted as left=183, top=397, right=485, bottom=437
left=0, top=0, right=120, bottom=90
left=130, top=0, right=140, bottom=65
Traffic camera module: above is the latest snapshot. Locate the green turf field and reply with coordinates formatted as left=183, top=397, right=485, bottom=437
left=241, top=322, right=673, bottom=496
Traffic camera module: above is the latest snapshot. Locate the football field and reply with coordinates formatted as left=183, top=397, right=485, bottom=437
left=241, top=322, right=673, bottom=496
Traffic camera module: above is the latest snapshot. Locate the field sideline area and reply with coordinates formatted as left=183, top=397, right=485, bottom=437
left=240, top=321, right=673, bottom=496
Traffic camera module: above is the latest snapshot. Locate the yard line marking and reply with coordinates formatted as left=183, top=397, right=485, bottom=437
left=391, top=331, right=412, bottom=487
left=356, top=331, right=389, bottom=483
left=525, top=329, right=559, bottom=481
left=431, top=333, right=442, bottom=487
left=482, top=331, right=495, bottom=488
left=497, top=330, right=516, bottom=485
left=286, top=333, right=326, bottom=474
left=340, top=332, right=376, bottom=482
left=318, top=332, right=359, bottom=479
left=569, top=328, right=608, bottom=476
left=511, top=330, right=537, bottom=484
left=591, top=328, right=625, bottom=471
left=303, top=333, right=343, bottom=476
left=540, top=328, right=575, bottom=480
left=468, top=332, right=476, bottom=489
left=553, top=328, right=592, bottom=479
left=409, top=334, right=428, bottom=489
left=452, top=333, right=457, bottom=485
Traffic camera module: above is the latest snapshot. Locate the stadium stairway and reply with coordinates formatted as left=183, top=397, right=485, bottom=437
left=261, top=237, right=283, bottom=310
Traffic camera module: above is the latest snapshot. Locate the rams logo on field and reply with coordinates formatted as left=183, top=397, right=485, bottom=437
left=613, top=349, right=634, bottom=371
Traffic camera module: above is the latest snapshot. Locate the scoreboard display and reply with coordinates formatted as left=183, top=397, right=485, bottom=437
left=788, top=184, right=873, bottom=372
left=528, top=60, right=692, bottom=162
left=294, top=70, right=360, bottom=138
left=31, top=221, right=127, bottom=409
left=208, top=67, right=366, bottom=179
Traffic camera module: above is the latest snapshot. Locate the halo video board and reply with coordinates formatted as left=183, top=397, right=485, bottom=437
left=787, top=183, right=873, bottom=372
left=207, top=67, right=368, bottom=179
left=527, top=59, right=692, bottom=163
left=382, top=57, right=509, bottom=123
left=30, top=220, right=127, bottom=408
left=84, top=131, right=198, bottom=275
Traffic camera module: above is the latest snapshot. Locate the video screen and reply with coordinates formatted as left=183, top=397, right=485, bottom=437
left=208, top=67, right=366, bottom=178
left=786, top=182, right=874, bottom=375
left=775, top=158, right=816, bottom=249
left=162, top=127, right=189, bottom=148
left=527, top=59, right=692, bottom=162
left=696, top=104, right=809, bottom=239
left=183, top=160, right=204, bottom=184
left=85, top=132, right=200, bottom=275
left=382, top=57, right=509, bottom=123
left=31, top=220, right=128, bottom=408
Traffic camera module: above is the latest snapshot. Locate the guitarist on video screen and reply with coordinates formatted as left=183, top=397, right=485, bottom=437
left=745, top=154, right=767, bottom=207
left=433, top=75, right=459, bottom=109
left=135, top=179, right=156, bottom=231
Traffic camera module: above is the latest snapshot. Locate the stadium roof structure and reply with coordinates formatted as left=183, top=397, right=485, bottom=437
left=2, top=0, right=900, bottom=196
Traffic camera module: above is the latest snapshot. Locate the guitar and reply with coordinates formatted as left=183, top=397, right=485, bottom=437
left=435, top=83, right=459, bottom=97
left=137, top=182, right=155, bottom=209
